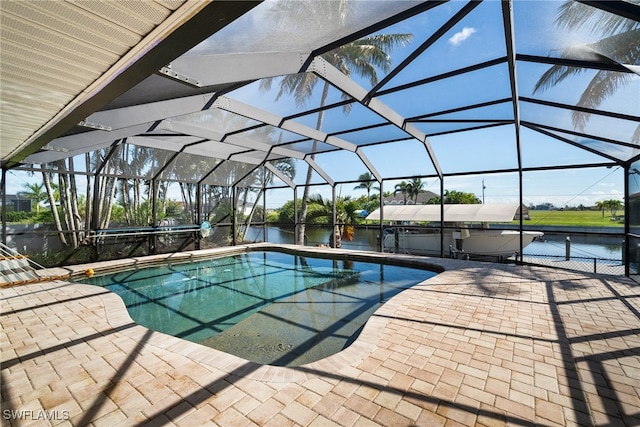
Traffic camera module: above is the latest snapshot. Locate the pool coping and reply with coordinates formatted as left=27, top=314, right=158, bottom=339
left=21, top=243, right=455, bottom=384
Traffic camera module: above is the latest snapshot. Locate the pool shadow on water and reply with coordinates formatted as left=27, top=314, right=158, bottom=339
left=199, top=273, right=375, bottom=366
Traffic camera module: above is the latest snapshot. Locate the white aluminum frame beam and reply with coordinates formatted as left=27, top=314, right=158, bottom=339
left=356, top=147, right=382, bottom=183
left=265, top=162, right=295, bottom=188
left=307, top=56, right=443, bottom=179
left=128, top=135, right=202, bottom=152
left=84, top=93, right=217, bottom=131
left=305, top=157, right=334, bottom=187
left=159, top=120, right=305, bottom=160
left=226, top=152, right=266, bottom=165
left=80, top=52, right=316, bottom=134
left=213, top=96, right=359, bottom=152
left=23, top=125, right=154, bottom=164
left=38, top=123, right=154, bottom=154
left=212, top=95, right=381, bottom=185
left=182, top=140, right=251, bottom=158
left=170, top=51, right=311, bottom=87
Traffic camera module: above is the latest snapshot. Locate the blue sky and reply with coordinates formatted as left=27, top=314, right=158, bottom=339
left=253, top=0, right=633, bottom=208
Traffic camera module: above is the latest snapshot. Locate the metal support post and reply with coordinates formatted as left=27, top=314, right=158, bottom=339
left=232, top=186, right=237, bottom=246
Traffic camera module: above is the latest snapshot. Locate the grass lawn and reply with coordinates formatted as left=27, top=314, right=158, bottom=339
left=516, top=210, right=623, bottom=227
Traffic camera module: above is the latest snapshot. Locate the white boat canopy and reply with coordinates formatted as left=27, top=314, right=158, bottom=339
left=366, top=204, right=527, bottom=223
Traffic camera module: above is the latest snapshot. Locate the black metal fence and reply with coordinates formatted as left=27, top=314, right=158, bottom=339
left=519, top=254, right=624, bottom=275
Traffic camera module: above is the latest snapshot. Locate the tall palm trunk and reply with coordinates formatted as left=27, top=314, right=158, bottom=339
left=97, top=173, right=108, bottom=228
left=121, top=180, right=131, bottom=225
left=67, top=159, right=82, bottom=246
left=156, top=181, right=167, bottom=218
left=99, top=175, right=117, bottom=229
left=84, top=153, right=92, bottom=235
left=92, top=151, right=115, bottom=230
left=297, top=81, right=330, bottom=245
left=55, top=160, right=79, bottom=248
left=55, top=162, right=70, bottom=235
left=132, top=179, right=140, bottom=224
left=241, top=188, right=262, bottom=241
left=41, top=166, right=68, bottom=246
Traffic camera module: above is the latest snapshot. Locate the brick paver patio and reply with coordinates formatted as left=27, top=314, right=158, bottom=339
left=1, top=245, right=639, bottom=426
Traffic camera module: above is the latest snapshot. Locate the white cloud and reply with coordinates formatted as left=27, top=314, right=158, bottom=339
left=449, top=27, right=477, bottom=47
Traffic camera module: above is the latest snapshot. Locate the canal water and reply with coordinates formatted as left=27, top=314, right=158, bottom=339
left=246, top=226, right=623, bottom=261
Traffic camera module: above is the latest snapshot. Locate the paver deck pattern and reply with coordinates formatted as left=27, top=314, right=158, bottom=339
left=1, top=245, right=639, bottom=426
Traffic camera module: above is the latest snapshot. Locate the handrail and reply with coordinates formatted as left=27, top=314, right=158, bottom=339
left=92, top=225, right=200, bottom=239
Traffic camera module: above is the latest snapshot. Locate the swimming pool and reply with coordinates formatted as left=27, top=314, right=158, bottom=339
left=84, top=250, right=437, bottom=366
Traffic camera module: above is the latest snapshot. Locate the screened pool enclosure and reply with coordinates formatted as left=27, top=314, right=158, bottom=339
left=1, top=1, right=639, bottom=275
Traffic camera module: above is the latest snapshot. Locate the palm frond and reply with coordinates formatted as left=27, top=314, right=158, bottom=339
left=323, top=33, right=412, bottom=83
left=272, top=158, right=296, bottom=180
left=592, top=28, right=640, bottom=64
left=361, top=34, right=414, bottom=57
left=534, top=27, right=639, bottom=131
left=556, top=1, right=639, bottom=36
left=533, top=63, right=584, bottom=94
left=533, top=29, right=640, bottom=95
left=572, top=70, right=632, bottom=130
left=632, top=124, right=640, bottom=144
left=258, top=77, right=274, bottom=93
left=270, top=73, right=320, bottom=106
left=308, top=193, right=328, bottom=205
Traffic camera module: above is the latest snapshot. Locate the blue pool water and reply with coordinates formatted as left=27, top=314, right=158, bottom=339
left=83, top=250, right=436, bottom=366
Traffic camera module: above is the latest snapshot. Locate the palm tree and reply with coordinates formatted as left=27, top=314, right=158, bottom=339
left=353, top=172, right=379, bottom=200
left=394, top=181, right=411, bottom=205
left=595, top=200, right=605, bottom=218
left=408, top=177, right=425, bottom=203
left=307, top=194, right=360, bottom=248
left=426, top=190, right=481, bottom=205
left=19, top=182, right=47, bottom=214
left=606, top=199, right=624, bottom=217
left=533, top=1, right=640, bottom=142
left=445, top=189, right=481, bottom=204
left=261, top=4, right=412, bottom=244
left=41, top=165, right=67, bottom=245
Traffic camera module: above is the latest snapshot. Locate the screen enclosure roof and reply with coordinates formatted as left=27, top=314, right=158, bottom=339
left=2, top=0, right=639, bottom=187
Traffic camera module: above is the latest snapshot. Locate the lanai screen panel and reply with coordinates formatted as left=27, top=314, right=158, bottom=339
left=188, top=1, right=424, bottom=56
left=169, top=109, right=264, bottom=135
left=520, top=127, right=616, bottom=168
left=429, top=125, right=520, bottom=174
left=513, top=0, right=639, bottom=163
left=293, top=103, right=385, bottom=136
left=359, top=139, right=438, bottom=180
left=159, top=152, right=221, bottom=183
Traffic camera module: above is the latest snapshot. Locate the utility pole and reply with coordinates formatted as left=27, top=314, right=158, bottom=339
left=482, top=179, right=486, bottom=204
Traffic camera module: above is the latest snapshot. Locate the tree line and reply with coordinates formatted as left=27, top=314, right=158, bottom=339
left=13, top=146, right=295, bottom=252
